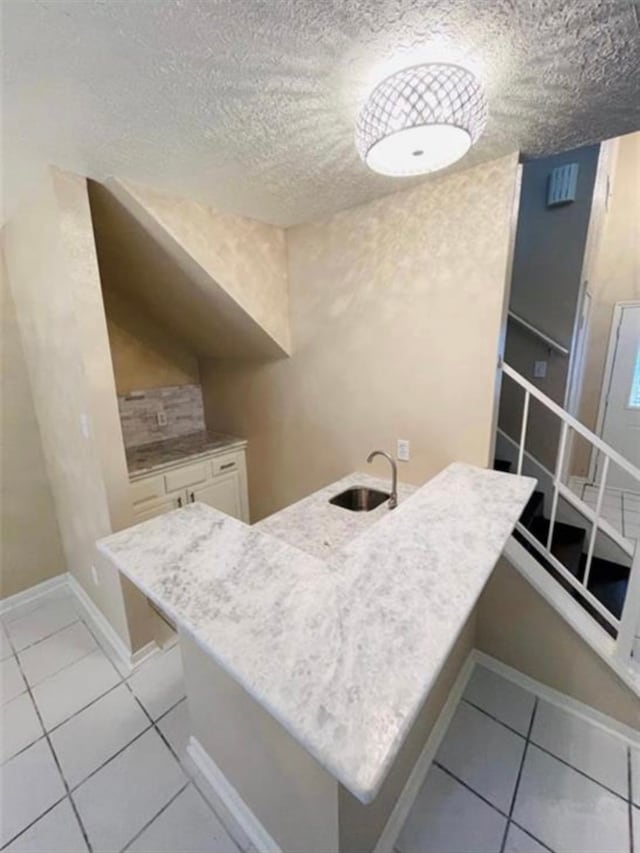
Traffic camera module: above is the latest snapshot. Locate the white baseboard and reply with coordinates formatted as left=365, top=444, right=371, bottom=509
left=187, top=736, right=281, bottom=853
left=374, top=651, right=476, bottom=853
left=67, top=573, right=159, bottom=674
left=1, top=571, right=161, bottom=672
left=474, top=650, right=640, bottom=746
left=0, top=574, right=68, bottom=616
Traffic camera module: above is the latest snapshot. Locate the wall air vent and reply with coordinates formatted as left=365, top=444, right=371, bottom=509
left=547, top=162, right=579, bottom=207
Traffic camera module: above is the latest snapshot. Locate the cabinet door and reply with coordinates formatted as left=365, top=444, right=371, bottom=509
left=133, top=493, right=185, bottom=523
left=188, top=474, right=242, bottom=520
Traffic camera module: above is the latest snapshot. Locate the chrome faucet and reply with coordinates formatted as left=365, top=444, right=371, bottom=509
left=366, top=450, right=398, bottom=509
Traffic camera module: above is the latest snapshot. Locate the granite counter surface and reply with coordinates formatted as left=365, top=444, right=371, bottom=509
left=254, top=471, right=416, bottom=560
left=98, top=463, right=535, bottom=804
left=125, top=430, right=247, bottom=477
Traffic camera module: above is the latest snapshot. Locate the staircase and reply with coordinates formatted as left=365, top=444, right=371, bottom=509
left=496, top=362, right=640, bottom=677
left=494, top=458, right=630, bottom=635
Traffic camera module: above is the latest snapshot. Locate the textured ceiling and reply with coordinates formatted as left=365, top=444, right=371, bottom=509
left=3, top=0, right=640, bottom=226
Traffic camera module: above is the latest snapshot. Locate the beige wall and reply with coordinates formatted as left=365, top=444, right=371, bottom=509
left=1, top=254, right=66, bottom=597
left=573, top=131, right=640, bottom=475
left=201, top=154, right=519, bottom=520
left=2, top=168, right=150, bottom=650
left=477, top=558, right=640, bottom=729
left=102, top=284, right=199, bottom=395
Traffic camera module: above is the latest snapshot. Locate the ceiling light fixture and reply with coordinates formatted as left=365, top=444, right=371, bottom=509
left=356, top=63, right=488, bottom=177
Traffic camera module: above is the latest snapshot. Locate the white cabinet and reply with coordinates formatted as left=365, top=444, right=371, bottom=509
left=190, top=474, right=242, bottom=519
left=130, top=447, right=249, bottom=524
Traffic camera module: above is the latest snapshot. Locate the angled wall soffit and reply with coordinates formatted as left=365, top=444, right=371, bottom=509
left=89, top=179, right=291, bottom=361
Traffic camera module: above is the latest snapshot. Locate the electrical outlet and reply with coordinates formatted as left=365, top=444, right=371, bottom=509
left=80, top=413, right=90, bottom=439
left=91, top=565, right=99, bottom=585
left=397, top=439, right=410, bottom=462
left=534, top=360, right=547, bottom=379
left=156, top=410, right=168, bottom=427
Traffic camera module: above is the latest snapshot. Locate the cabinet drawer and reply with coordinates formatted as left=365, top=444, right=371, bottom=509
left=212, top=453, right=241, bottom=478
left=130, top=475, right=165, bottom=506
left=164, top=461, right=208, bottom=492
left=133, top=496, right=181, bottom=523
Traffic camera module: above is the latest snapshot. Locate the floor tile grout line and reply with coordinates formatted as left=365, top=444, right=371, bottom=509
left=3, top=626, right=94, bottom=853
left=3, top=612, right=126, bottom=716
left=119, top=679, right=247, bottom=851
left=433, top=761, right=553, bottom=853
left=120, top=681, right=245, bottom=852
left=500, top=697, right=538, bottom=853
left=119, top=781, right=191, bottom=853
left=67, top=723, right=155, bottom=795
left=528, top=740, right=630, bottom=803
left=40, top=677, right=125, bottom=736
left=153, top=694, right=188, bottom=727
left=0, top=792, right=70, bottom=850
left=5, top=616, right=82, bottom=655
left=1, top=730, right=48, bottom=767
left=508, top=819, right=555, bottom=853
left=1, top=596, right=168, bottom=849
left=462, top=696, right=632, bottom=803
left=461, top=697, right=528, bottom=739
left=76, top=613, right=135, bottom=683
left=0, top=592, right=76, bottom=629
left=19, top=643, right=99, bottom=693
left=5, top=596, right=190, bottom=787
left=433, top=761, right=510, bottom=819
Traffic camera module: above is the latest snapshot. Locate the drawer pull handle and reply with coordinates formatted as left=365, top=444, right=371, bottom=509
left=177, top=496, right=183, bottom=508
left=190, top=492, right=195, bottom=503
left=220, top=462, right=236, bottom=470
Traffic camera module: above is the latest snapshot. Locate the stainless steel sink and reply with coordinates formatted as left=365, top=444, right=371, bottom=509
left=329, top=487, right=390, bottom=512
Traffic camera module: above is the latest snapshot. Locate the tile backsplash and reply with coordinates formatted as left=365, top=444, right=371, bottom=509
left=118, top=384, right=205, bottom=448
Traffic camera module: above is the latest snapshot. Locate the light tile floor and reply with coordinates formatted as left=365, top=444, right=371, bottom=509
left=0, top=588, right=239, bottom=853
left=2, top=588, right=639, bottom=853
left=397, top=663, right=639, bottom=853
left=568, top=476, right=640, bottom=543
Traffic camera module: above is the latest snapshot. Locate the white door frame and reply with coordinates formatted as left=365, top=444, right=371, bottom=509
left=563, top=138, right=616, bottom=418
left=564, top=285, right=592, bottom=417
left=590, top=300, right=640, bottom=482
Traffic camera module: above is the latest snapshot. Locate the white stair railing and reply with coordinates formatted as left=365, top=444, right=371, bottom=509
left=502, top=362, right=640, bottom=666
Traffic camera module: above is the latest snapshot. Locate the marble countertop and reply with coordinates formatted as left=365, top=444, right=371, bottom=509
left=125, top=430, right=247, bottom=477
left=254, top=472, right=416, bottom=560
left=98, top=462, right=535, bottom=804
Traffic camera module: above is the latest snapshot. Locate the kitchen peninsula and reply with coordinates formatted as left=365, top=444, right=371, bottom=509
left=98, top=463, right=535, bottom=853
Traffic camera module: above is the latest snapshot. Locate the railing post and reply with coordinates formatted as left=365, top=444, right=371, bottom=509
left=547, top=422, right=568, bottom=551
left=517, top=390, right=530, bottom=476
left=582, top=456, right=610, bottom=590
left=614, top=542, right=640, bottom=665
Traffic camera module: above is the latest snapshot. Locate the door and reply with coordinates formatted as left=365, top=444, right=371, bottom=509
left=596, top=302, right=640, bottom=490
left=189, top=474, right=243, bottom=520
